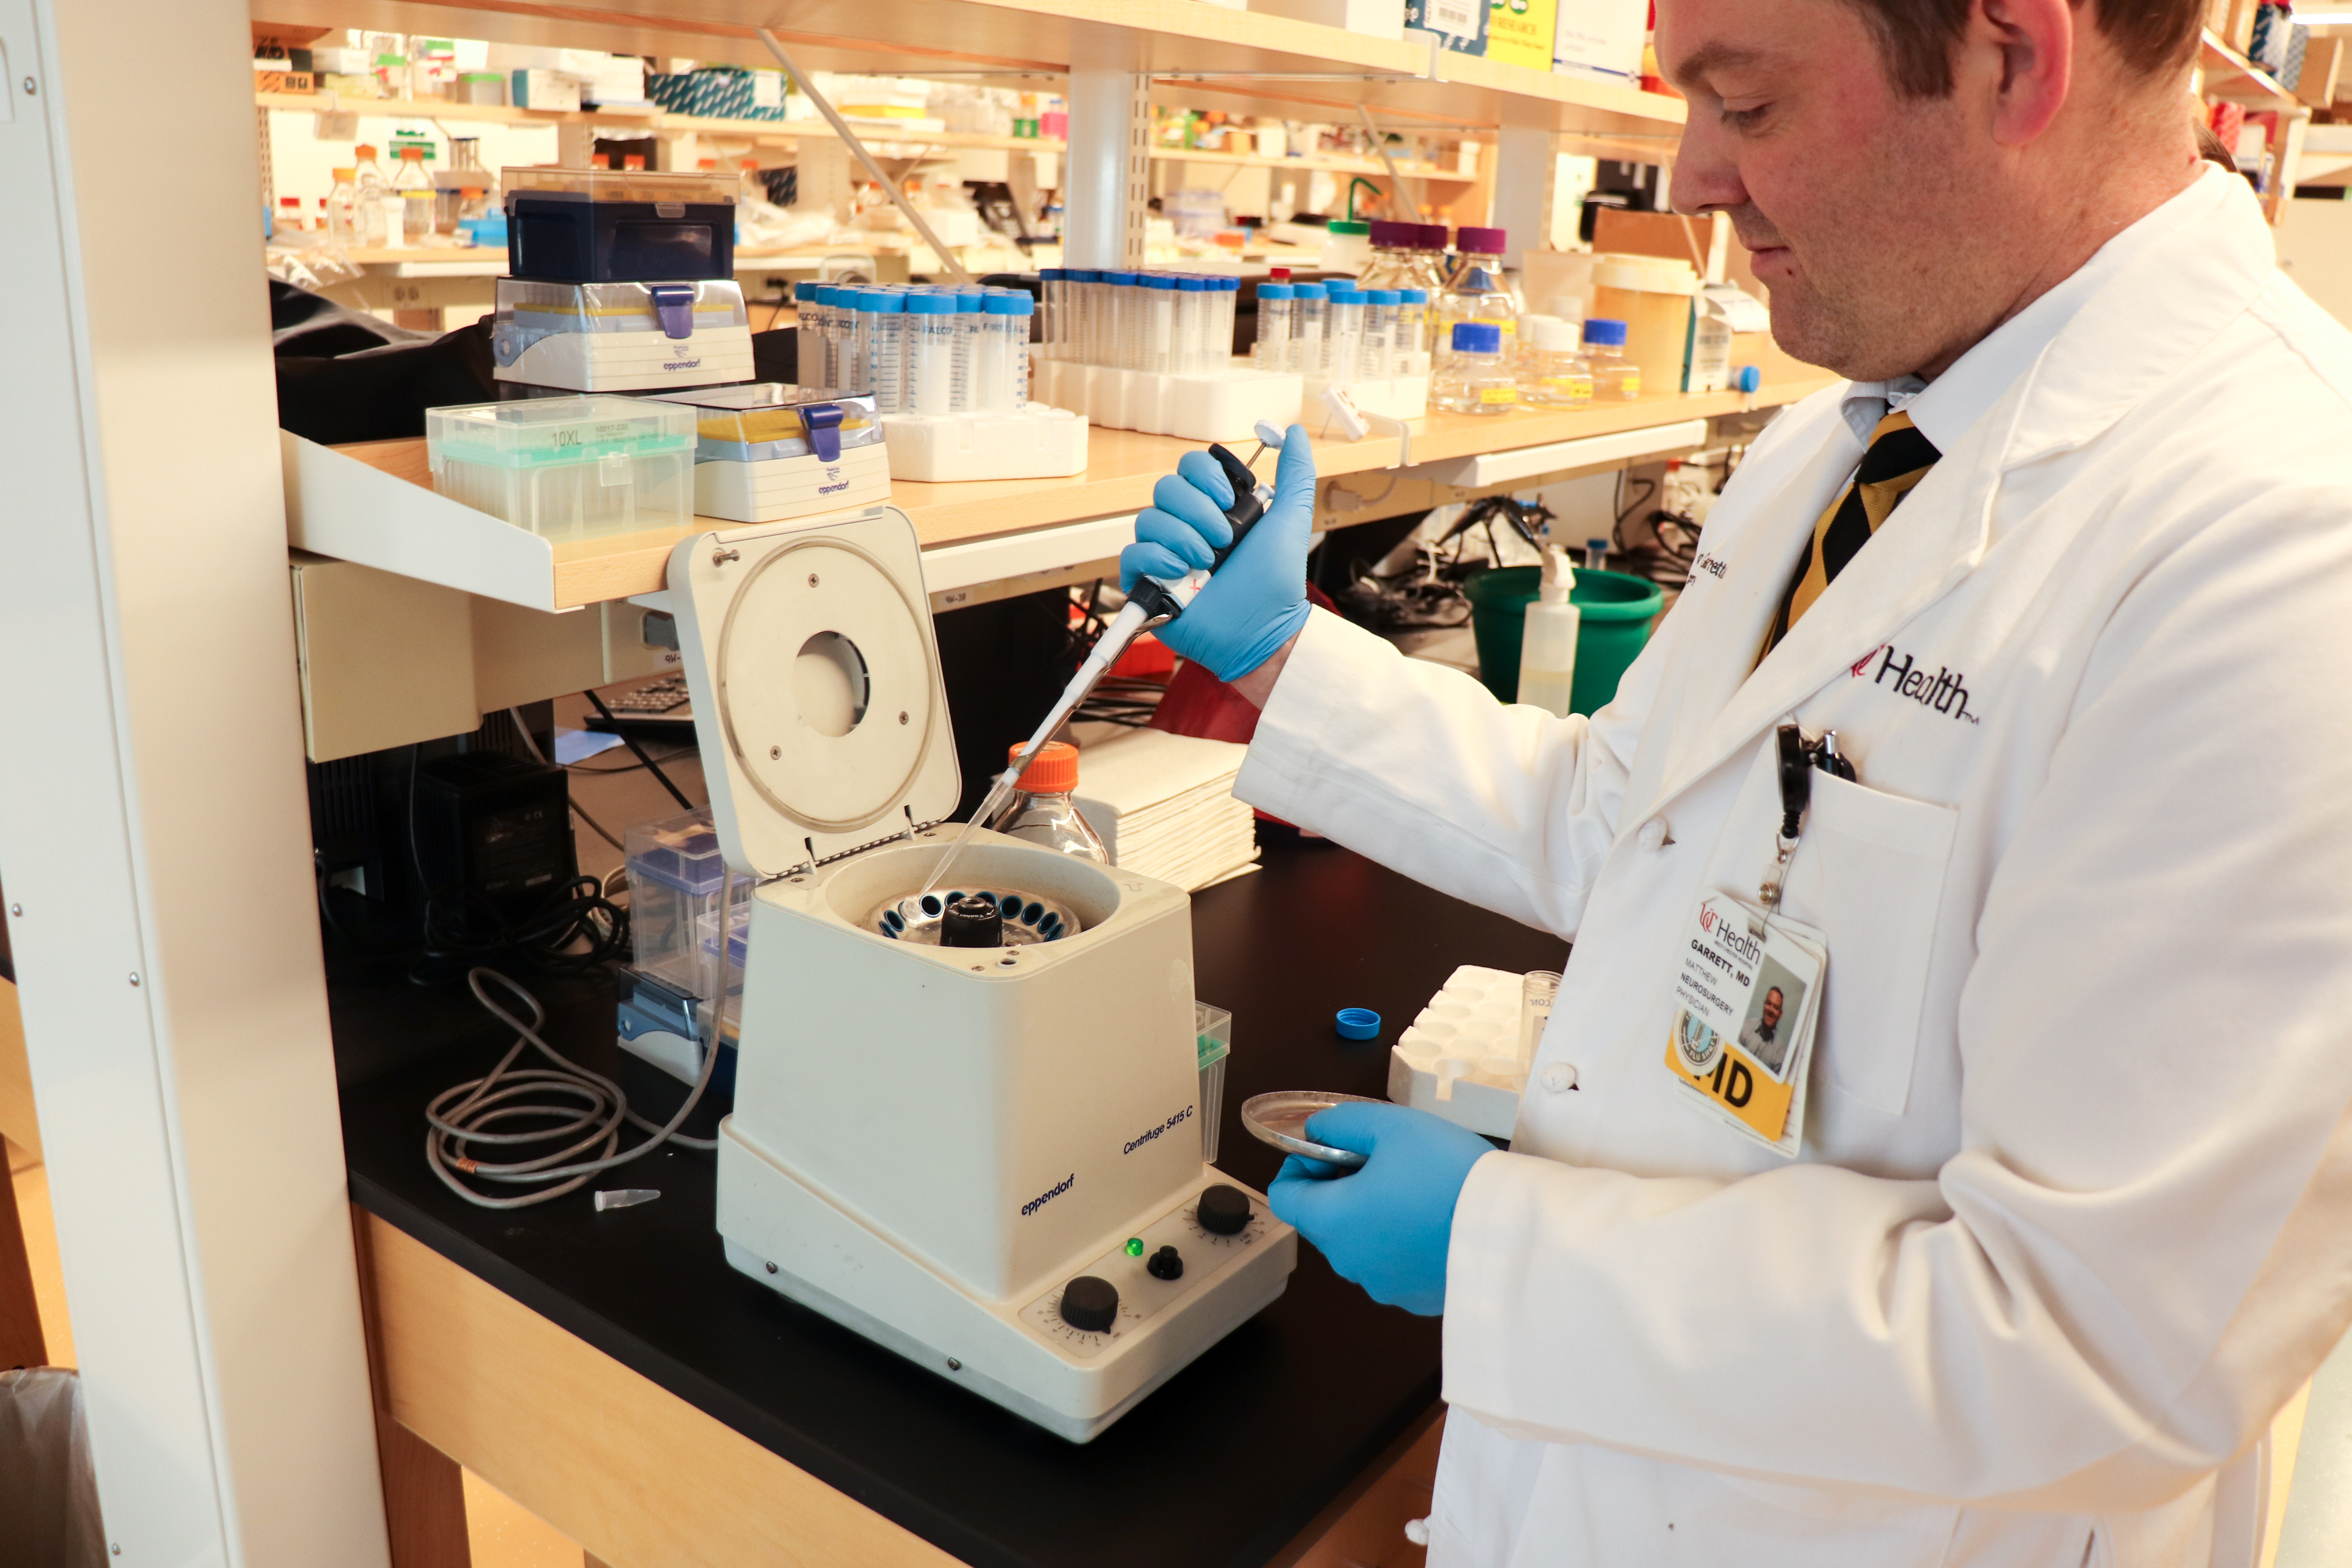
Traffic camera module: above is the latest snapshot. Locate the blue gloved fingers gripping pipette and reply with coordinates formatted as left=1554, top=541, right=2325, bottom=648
left=1124, top=442, right=1269, bottom=623
left=914, top=438, right=1278, bottom=902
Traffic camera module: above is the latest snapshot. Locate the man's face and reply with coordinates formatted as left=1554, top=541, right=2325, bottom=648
left=1658, top=0, right=2005, bottom=379
left=1761, top=988, right=1785, bottom=1029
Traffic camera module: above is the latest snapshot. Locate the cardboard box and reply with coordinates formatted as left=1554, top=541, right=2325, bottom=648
left=2296, top=36, right=2343, bottom=107
left=511, top=68, right=583, bottom=113
left=1552, top=0, right=1647, bottom=82
left=255, top=69, right=316, bottom=94
left=1406, top=0, right=1487, bottom=53
left=1486, top=0, right=1556, bottom=71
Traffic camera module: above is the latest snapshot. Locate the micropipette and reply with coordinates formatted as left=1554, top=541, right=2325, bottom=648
left=916, top=435, right=1280, bottom=902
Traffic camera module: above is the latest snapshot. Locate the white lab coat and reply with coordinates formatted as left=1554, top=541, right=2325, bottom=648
left=1234, top=167, right=2352, bottom=1567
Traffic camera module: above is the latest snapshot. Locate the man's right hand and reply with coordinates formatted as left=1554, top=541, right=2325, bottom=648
left=1119, top=422, right=1316, bottom=685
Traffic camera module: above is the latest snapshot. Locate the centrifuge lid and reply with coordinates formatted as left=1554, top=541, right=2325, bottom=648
left=665, top=506, right=960, bottom=878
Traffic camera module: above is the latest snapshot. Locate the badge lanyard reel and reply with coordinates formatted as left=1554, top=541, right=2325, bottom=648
left=1661, top=722, right=1836, bottom=1158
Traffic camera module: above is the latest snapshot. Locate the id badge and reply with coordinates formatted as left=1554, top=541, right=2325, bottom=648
left=1661, top=890, right=1827, bottom=1158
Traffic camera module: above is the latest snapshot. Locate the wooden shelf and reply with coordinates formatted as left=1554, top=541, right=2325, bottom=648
left=2200, top=29, right=2304, bottom=111
left=250, top=0, right=1685, bottom=137
left=283, top=379, right=1832, bottom=613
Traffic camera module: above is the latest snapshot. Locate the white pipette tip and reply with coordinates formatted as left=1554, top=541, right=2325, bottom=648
left=594, top=1188, right=660, bottom=1211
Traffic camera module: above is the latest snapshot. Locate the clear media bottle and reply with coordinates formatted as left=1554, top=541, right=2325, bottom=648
left=1515, top=549, right=1581, bottom=718
left=326, top=167, right=360, bottom=246
left=1433, top=321, right=1517, bottom=414
left=352, top=144, right=390, bottom=247
left=1254, top=282, right=1294, bottom=372
left=907, top=292, right=958, bottom=414
left=1435, top=225, right=1519, bottom=372
left=1581, top=317, right=1642, bottom=400
left=1521, top=317, right=1593, bottom=408
left=392, top=145, right=433, bottom=248
left=988, top=742, right=1107, bottom=863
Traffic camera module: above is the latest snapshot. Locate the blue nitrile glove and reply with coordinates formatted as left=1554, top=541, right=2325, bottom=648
left=1267, top=1101, right=1493, bottom=1316
left=1119, top=422, right=1316, bottom=682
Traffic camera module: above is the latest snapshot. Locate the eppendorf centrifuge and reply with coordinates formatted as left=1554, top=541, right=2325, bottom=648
left=659, top=505, right=1295, bottom=1441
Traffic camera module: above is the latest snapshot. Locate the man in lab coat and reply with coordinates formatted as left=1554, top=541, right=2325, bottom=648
left=1122, top=0, right=2352, bottom=1563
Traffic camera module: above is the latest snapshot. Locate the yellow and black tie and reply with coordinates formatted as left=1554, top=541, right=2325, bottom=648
left=1762, top=409, right=1940, bottom=655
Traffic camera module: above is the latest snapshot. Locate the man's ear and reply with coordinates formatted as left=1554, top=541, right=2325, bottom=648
left=1973, top=0, right=2075, bottom=147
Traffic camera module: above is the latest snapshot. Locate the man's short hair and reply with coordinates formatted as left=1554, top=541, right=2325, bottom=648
left=1845, top=0, right=2204, bottom=97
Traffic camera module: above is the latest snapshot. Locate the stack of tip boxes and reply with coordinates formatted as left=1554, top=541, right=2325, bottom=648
left=467, top=165, right=887, bottom=528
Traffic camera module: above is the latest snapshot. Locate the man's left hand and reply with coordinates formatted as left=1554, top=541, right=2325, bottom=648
left=1267, top=1102, right=1494, bottom=1316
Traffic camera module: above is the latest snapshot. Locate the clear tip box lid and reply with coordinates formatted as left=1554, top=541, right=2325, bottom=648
left=426, top=395, right=696, bottom=468
left=649, top=383, right=883, bottom=463
left=502, top=167, right=736, bottom=205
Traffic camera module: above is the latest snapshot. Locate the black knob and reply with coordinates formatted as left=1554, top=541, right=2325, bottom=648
left=1146, top=1245, right=1184, bottom=1281
left=1059, top=1275, right=1119, bottom=1333
left=1197, top=1184, right=1251, bottom=1236
left=940, top=894, right=1002, bottom=947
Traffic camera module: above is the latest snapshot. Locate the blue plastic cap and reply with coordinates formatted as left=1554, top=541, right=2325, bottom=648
left=1145, top=274, right=1178, bottom=289
left=1735, top=364, right=1762, bottom=393
left=1368, top=289, right=1400, bottom=305
left=1581, top=316, right=1628, bottom=347
left=984, top=292, right=1034, bottom=315
left=1293, top=282, right=1327, bottom=299
left=1066, top=269, right=1101, bottom=283
left=1176, top=276, right=1208, bottom=291
left=1218, top=276, right=1240, bottom=291
left=1334, top=1007, right=1382, bottom=1041
left=1325, top=286, right=1363, bottom=303
left=1398, top=287, right=1427, bottom=304
left=1451, top=321, right=1502, bottom=353
left=861, top=289, right=906, bottom=314
left=958, top=290, right=986, bottom=310
left=907, top=293, right=957, bottom=314
left=1257, top=282, right=1295, bottom=299
left=1039, top=267, right=1066, bottom=281
left=1103, top=270, right=1137, bottom=285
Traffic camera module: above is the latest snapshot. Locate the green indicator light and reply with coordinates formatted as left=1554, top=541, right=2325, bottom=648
left=1124, top=1237, right=1145, bottom=1257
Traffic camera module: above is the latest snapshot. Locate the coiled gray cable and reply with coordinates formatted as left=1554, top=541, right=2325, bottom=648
left=425, top=866, right=739, bottom=1209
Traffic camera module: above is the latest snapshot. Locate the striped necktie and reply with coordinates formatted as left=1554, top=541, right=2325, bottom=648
left=1762, top=409, right=1941, bottom=654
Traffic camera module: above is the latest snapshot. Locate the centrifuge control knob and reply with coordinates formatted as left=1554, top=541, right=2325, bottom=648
left=1197, top=1184, right=1252, bottom=1236
left=1146, top=1245, right=1184, bottom=1281
left=940, top=895, right=1003, bottom=947
left=1059, top=1275, right=1119, bottom=1333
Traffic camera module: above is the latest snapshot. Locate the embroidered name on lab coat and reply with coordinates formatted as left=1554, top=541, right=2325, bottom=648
left=1853, top=643, right=1980, bottom=722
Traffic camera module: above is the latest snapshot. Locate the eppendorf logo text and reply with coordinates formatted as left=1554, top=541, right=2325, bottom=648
left=1853, top=643, right=1980, bottom=723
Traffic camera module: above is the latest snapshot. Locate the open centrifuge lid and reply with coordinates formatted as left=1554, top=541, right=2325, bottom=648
left=665, top=506, right=961, bottom=878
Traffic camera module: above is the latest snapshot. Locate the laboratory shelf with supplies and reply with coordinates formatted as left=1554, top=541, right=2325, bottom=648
left=332, top=833, right=1568, bottom=1568
left=282, top=378, right=1833, bottom=615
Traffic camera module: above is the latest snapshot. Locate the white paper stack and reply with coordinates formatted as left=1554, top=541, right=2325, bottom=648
left=1071, top=729, right=1259, bottom=892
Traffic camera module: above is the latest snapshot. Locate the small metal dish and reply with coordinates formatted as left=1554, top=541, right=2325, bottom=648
left=867, top=886, right=1083, bottom=945
left=1240, top=1091, right=1384, bottom=1169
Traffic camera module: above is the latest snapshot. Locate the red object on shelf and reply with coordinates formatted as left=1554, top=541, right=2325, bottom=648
left=1108, top=631, right=1176, bottom=681
left=1149, top=589, right=1338, bottom=825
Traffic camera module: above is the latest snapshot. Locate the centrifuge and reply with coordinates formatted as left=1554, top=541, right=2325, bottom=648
left=660, top=504, right=1295, bottom=1441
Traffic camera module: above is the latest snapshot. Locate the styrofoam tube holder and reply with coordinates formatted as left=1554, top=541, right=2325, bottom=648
left=1302, top=374, right=1429, bottom=422
left=878, top=406, right=1090, bottom=482
left=1385, top=964, right=1533, bottom=1140
left=1034, top=359, right=1303, bottom=443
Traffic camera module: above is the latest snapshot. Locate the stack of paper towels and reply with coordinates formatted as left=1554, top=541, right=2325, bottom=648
left=1073, top=729, right=1259, bottom=891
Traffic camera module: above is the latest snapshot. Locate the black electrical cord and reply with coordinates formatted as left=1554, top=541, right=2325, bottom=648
left=583, top=689, right=694, bottom=810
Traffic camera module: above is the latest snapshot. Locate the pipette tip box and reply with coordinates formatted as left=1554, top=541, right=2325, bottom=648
left=425, top=395, right=696, bottom=542
left=650, top=384, right=892, bottom=523
left=878, top=405, right=1089, bottom=482
left=492, top=277, right=755, bottom=393
left=1031, top=360, right=1301, bottom=445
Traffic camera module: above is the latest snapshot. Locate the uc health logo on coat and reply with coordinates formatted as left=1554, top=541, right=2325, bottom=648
left=1852, top=642, right=1981, bottom=723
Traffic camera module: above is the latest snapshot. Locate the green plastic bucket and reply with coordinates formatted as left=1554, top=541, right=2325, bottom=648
left=1464, top=566, right=1666, bottom=714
